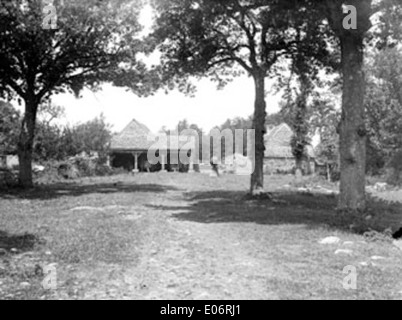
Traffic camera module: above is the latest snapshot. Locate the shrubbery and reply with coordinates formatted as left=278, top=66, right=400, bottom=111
left=35, top=156, right=119, bottom=185
left=386, top=150, right=402, bottom=186
left=0, top=168, right=18, bottom=188
left=60, top=157, right=114, bottom=178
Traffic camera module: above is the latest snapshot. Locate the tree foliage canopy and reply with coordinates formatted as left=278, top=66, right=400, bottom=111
left=151, top=0, right=332, bottom=89
left=0, top=0, right=157, bottom=187
left=365, top=46, right=402, bottom=174
left=0, top=0, right=156, bottom=102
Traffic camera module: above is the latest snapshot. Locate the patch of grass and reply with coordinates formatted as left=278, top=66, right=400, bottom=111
left=0, top=175, right=152, bottom=299
left=51, top=212, right=142, bottom=265
left=1, top=173, right=402, bottom=299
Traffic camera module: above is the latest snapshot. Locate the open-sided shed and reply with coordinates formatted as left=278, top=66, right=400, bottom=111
left=110, top=119, right=195, bottom=173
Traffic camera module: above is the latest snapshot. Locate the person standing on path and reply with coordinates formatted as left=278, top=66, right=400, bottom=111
left=210, top=156, right=220, bottom=177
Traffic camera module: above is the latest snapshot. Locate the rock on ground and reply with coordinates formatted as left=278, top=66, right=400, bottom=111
left=319, top=237, right=341, bottom=245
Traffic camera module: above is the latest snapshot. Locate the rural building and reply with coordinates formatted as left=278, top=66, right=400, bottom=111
left=264, top=123, right=315, bottom=175
left=110, top=119, right=195, bottom=172
left=110, top=120, right=315, bottom=175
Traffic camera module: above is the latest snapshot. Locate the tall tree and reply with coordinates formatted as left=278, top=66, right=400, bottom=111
left=364, top=46, right=402, bottom=175
left=281, top=54, right=317, bottom=176
left=151, top=0, right=329, bottom=194
left=311, top=96, right=341, bottom=181
left=366, top=47, right=402, bottom=157
left=319, top=0, right=402, bottom=210
left=261, top=0, right=400, bottom=208
left=322, top=1, right=372, bottom=210
left=0, top=0, right=154, bottom=188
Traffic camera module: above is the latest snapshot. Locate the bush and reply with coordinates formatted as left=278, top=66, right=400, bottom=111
left=35, top=157, right=123, bottom=185
left=386, top=168, right=402, bottom=186
left=386, top=150, right=402, bottom=186
left=366, top=139, right=387, bottom=176
left=366, top=175, right=387, bottom=186
left=330, top=170, right=340, bottom=182
left=72, top=157, right=95, bottom=177
left=60, top=155, right=113, bottom=178
left=58, top=162, right=80, bottom=180
left=0, top=168, right=18, bottom=188
left=95, top=164, right=114, bottom=176
left=110, top=167, right=128, bottom=175
left=316, top=163, right=340, bottom=182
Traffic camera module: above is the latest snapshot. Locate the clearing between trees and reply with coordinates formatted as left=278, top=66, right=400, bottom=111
left=0, top=173, right=402, bottom=300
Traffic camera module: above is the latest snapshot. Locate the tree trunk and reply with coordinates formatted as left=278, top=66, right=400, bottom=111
left=18, top=96, right=38, bottom=189
left=338, top=35, right=367, bottom=210
left=250, top=72, right=267, bottom=194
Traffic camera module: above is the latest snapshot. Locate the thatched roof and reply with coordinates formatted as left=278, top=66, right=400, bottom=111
left=148, top=134, right=195, bottom=151
left=264, top=123, right=315, bottom=159
left=111, top=119, right=155, bottom=151
left=110, top=119, right=195, bottom=152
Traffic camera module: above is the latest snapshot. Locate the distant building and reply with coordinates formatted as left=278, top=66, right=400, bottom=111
left=264, top=123, right=315, bottom=175
left=109, top=119, right=195, bottom=173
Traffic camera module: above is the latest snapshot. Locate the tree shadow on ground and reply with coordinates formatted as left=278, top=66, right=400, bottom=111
left=0, top=231, right=39, bottom=252
left=148, top=190, right=402, bottom=235
left=0, top=182, right=179, bottom=201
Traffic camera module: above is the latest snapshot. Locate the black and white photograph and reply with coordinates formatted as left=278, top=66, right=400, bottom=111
left=0, top=0, right=402, bottom=302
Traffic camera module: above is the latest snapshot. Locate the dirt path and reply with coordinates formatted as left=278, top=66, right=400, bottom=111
left=67, top=188, right=283, bottom=300
left=123, top=190, right=282, bottom=300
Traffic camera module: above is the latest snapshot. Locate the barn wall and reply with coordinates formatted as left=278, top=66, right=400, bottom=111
left=264, top=158, right=295, bottom=174
left=264, top=157, right=316, bottom=175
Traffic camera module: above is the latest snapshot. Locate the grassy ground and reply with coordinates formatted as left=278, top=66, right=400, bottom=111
left=0, top=173, right=402, bottom=300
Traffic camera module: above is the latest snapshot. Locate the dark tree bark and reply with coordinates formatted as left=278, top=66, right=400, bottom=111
left=338, top=34, right=367, bottom=210
left=250, top=71, right=267, bottom=194
left=18, top=94, right=39, bottom=189
left=325, top=0, right=372, bottom=210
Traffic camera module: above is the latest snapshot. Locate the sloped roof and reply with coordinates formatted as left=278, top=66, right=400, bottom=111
left=265, top=123, right=293, bottom=147
left=110, top=119, right=195, bottom=152
left=148, top=134, right=195, bottom=151
left=111, top=119, right=155, bottom=151
left=264, top=123, right=315, bottom=158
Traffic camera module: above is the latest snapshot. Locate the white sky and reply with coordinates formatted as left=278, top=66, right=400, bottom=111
left=49, top=4, right=283, bottom=134
left=51, top=77, right=282, bottom=134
